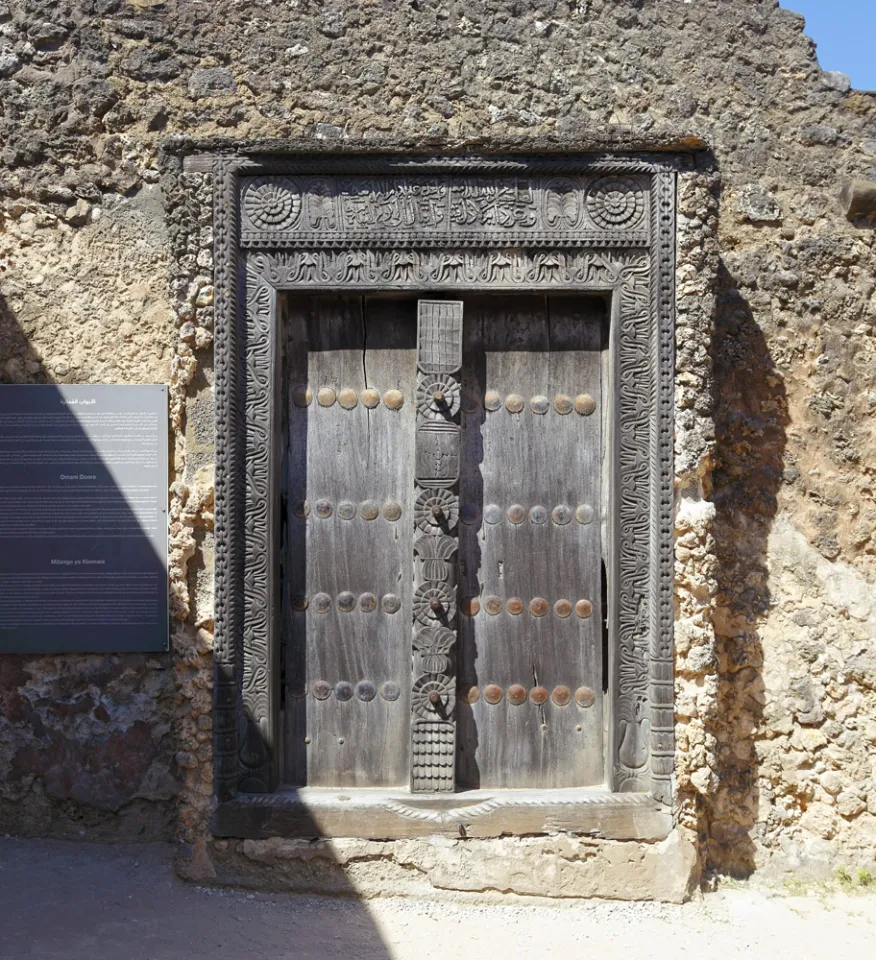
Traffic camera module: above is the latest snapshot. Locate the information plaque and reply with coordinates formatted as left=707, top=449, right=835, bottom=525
left=0, top=385, right=169, bottom=653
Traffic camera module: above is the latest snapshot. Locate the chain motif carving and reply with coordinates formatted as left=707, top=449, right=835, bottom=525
left=212, top=159, right=241, bottom=803
left=649, top=170, right=677, bottom=804
left=412, top=300, right=463, bottom=792
left=213, top=157, right=677, bottom=803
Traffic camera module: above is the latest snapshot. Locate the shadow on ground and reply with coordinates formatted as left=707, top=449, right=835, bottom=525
left=0, top=839, right=392, bottom=960
left=2, top=838, right=876, bottom=960
left=0, top=240, right=393, bottom=958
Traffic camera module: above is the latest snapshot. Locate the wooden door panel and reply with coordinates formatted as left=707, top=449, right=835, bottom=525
left=283, top=293, right=605, bottom=792
left=457, top=295, right=605, bottom=789
left=283, top=296, right=416, bottom=788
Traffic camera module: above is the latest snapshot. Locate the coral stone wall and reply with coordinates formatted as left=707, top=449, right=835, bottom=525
left=0, top=0, right=874, bottom=881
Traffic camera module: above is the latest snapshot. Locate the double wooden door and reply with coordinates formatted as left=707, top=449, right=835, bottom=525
left=282, top=294, right=605, bottom=791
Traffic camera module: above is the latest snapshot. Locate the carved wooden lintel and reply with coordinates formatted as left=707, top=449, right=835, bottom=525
left=239, top=174, right=652, bottom=249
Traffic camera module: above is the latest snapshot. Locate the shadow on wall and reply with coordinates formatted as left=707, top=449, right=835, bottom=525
left=1, top=287, right=394, bottom=955
left=0, top=288, right=180, bottom=838
left=705, top=259, right=789, bottom=878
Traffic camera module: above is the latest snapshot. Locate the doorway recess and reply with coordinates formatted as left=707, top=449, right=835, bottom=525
left=207, top=153, right=680, bottom=840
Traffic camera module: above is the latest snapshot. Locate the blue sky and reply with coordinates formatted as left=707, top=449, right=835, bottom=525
left=781, top=1, right=876, bottom=90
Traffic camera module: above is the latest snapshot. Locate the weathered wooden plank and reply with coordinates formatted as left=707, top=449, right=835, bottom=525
left=284, top=292, right=607, bottom=794
left=457, top=295, right=605, bottom=789
left=283, top=295, right=416, bottom=788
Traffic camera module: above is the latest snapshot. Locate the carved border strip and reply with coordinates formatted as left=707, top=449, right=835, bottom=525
left=650, top=171, right=677, bottom=804
left=242, top=233, right=651, bottom=250
left=212, top=155, right=677, bottom=806
left=214, top=153, right=691, bottom=177
left=255, top=249, right=632, bottom=289
left=610, top=254, right=654, bottom=794
left=212, top=158, right=241, bottom=802
left=239, top=173, right=651, bottom=249
left=234, top=258, right=276, bottom=792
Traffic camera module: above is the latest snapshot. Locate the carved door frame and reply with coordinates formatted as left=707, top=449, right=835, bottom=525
left=209, top=152, right=681, bottom=838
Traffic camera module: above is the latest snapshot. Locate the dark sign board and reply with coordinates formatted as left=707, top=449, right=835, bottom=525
left=0, top=385, right=169, bottom=653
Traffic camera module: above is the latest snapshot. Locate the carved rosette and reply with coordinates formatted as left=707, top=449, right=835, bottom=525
left=242, top=177, right=303, bottom=231
left=585, top=176, right=647, bottom=231
left=412, top=300, right=463, bottom=792
left=416, top=374, right=461, bottom=419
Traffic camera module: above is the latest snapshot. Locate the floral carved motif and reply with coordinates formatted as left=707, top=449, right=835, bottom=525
left=414, top=535, right=457, bottom=581
left=413, top=626, right=456, bottom=674
left=586, top=176, right=647, bottom=231
left=243, top=177, right=302, bottom=230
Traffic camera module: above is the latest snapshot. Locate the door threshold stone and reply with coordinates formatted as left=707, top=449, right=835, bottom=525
left=213, top=786, right=671, bottom=841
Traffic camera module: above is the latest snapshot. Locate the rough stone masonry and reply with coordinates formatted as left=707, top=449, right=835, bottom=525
left=0, top=0, right=874, bottom=899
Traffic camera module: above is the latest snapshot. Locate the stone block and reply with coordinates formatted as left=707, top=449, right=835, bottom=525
left=210, top=830, right=700, bottom=903
left=188, top=67, right=236, bottom=99
left=734, top=183, right=782, bottom=224
left=841, top=180, right=876, bottom=220
left=822, top=71, right=852, bottom=94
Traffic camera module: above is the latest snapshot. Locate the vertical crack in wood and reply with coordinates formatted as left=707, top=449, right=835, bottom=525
left=412, top=300, right=463, bottom=792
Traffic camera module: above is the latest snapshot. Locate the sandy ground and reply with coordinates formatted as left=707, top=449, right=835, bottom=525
left=1, top=838, right=875, bottom=960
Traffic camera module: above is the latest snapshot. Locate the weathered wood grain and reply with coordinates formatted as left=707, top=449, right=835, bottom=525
left=283, top=295, right=417, bottom=788
left=457, top=295, right=605, bottom=789
left=283, top=293, right=606, bottom=793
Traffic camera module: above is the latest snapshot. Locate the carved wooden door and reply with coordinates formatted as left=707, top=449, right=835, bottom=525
left=283, top=294, right=604, bottom=791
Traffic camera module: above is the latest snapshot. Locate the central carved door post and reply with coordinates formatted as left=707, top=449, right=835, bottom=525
left=411, top=301, right=463, bottom=791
